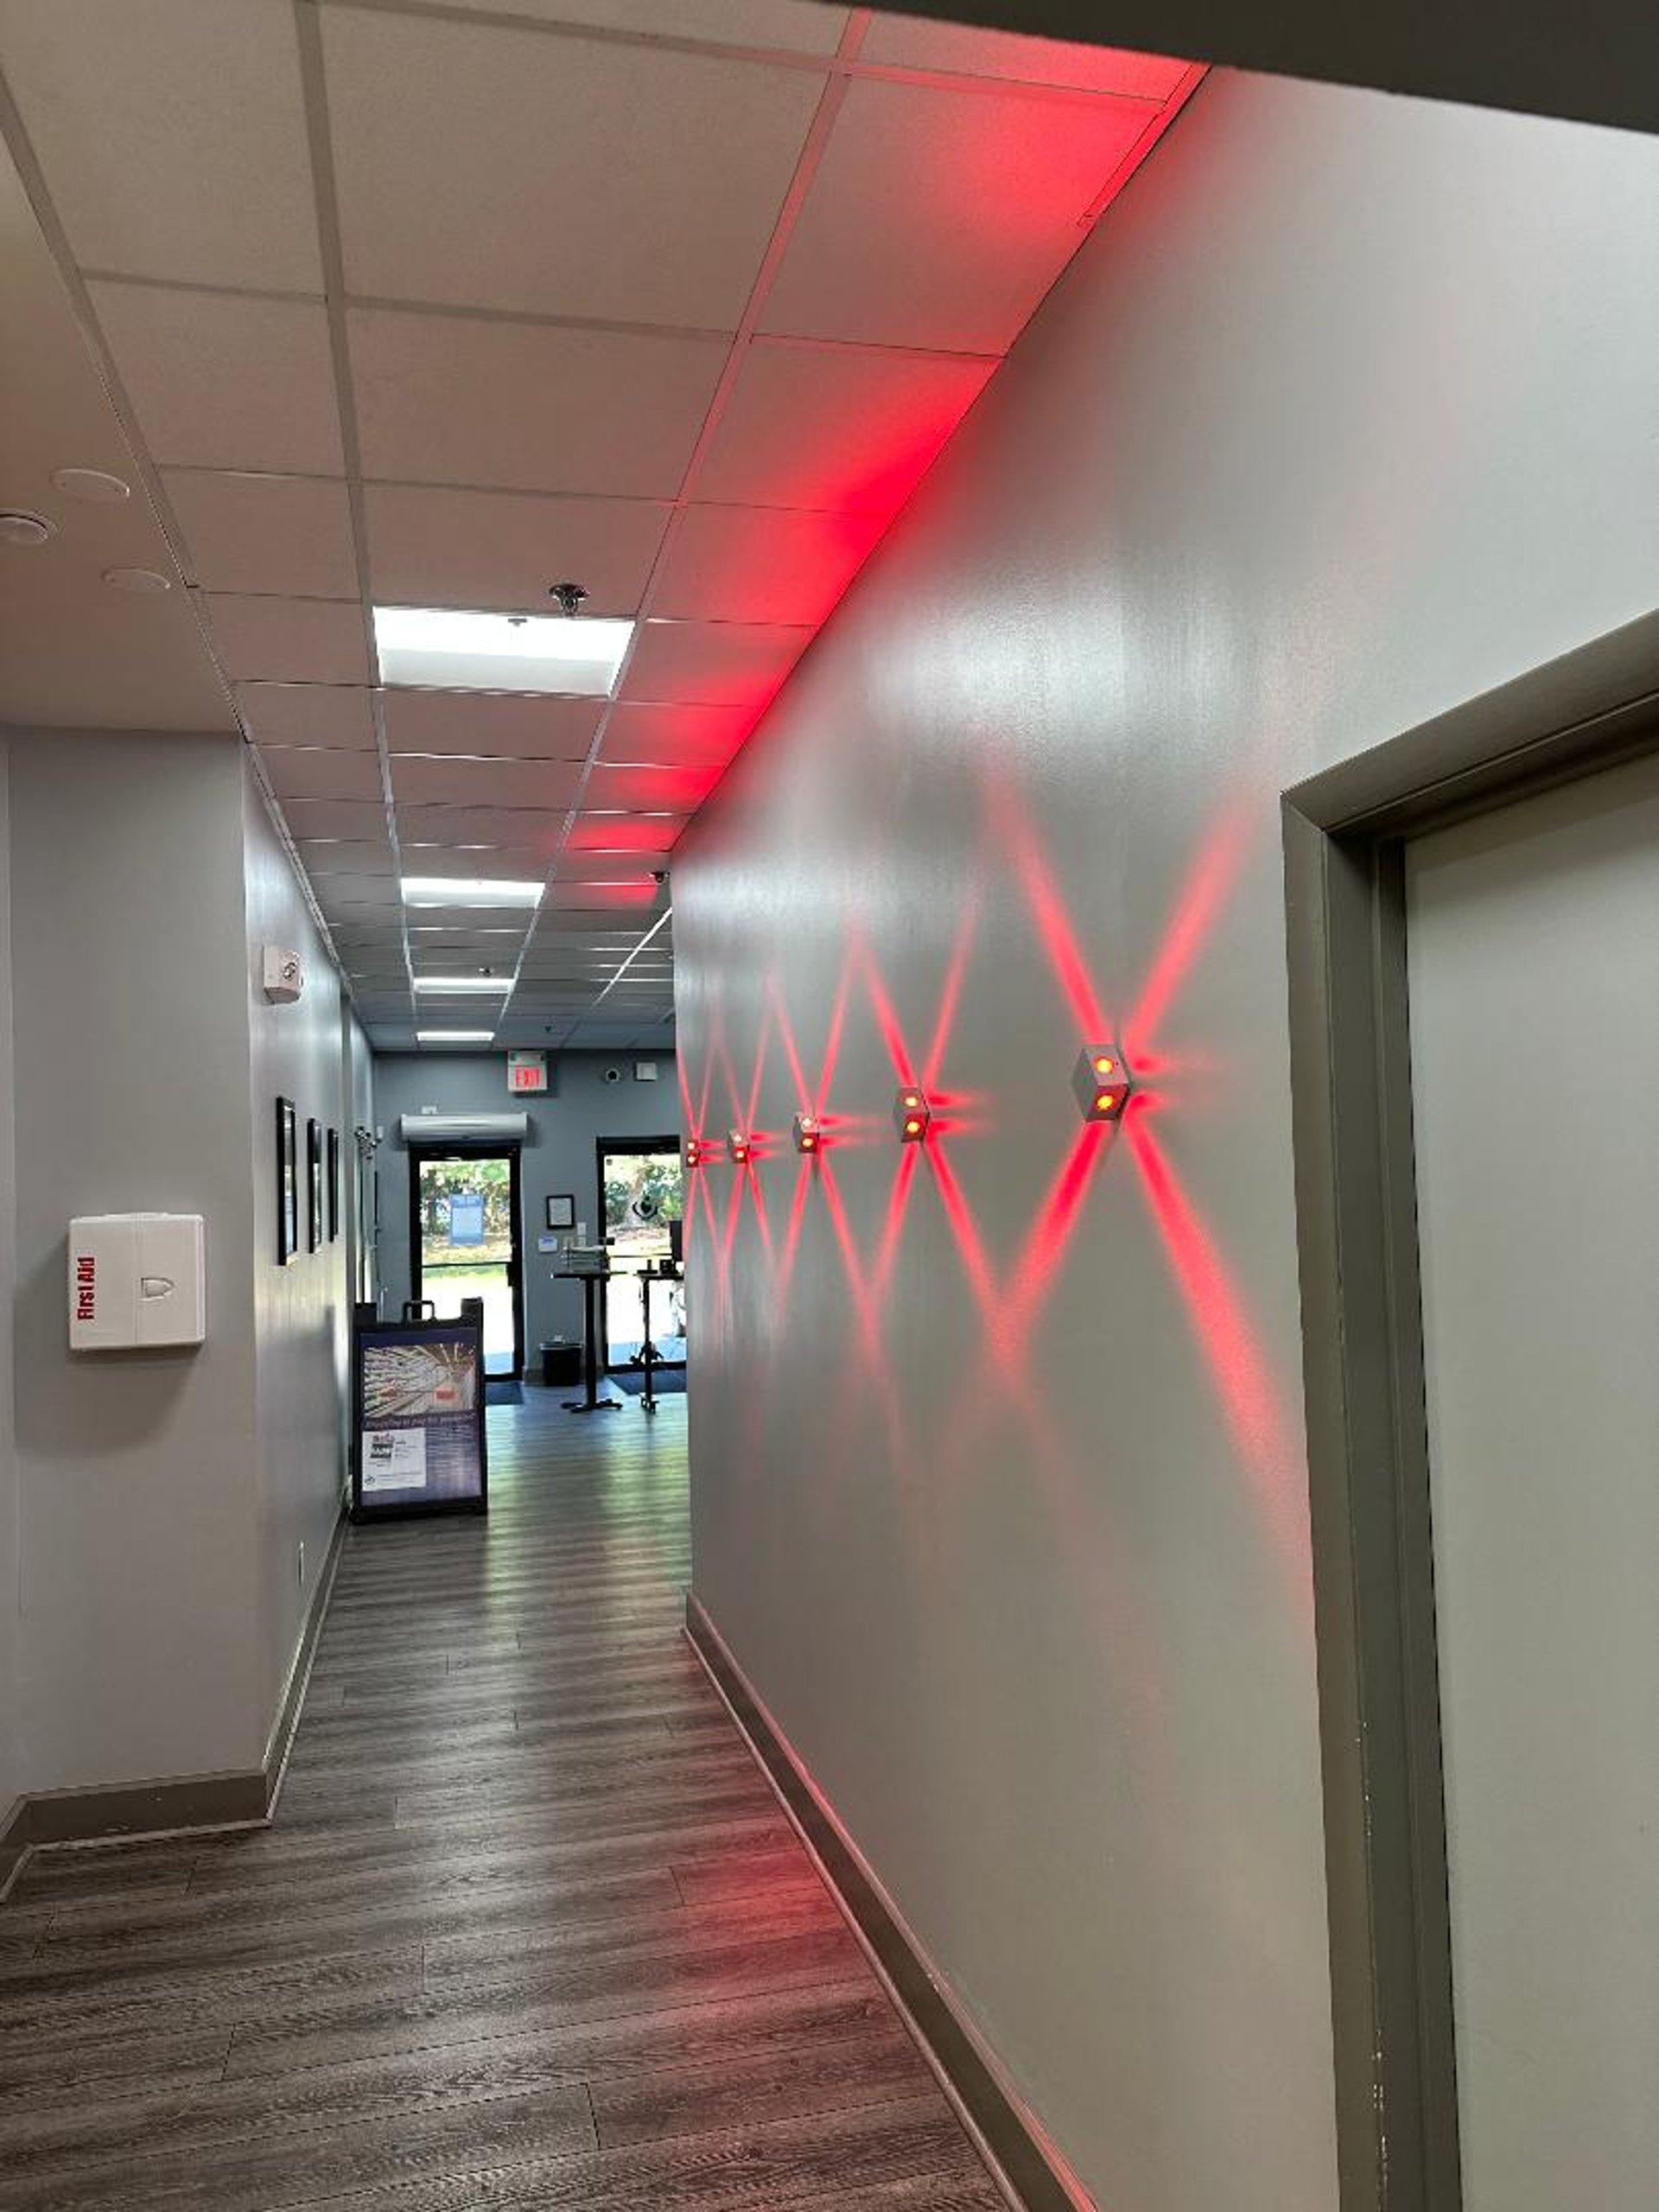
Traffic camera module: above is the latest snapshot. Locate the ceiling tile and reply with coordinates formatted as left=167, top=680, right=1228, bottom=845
left=565, top=813, right=686, bottom=853
left=583, top=762, right=724, bottom=810
left=349, top=309, right=726, bottom=499
left=391, top=756, right=586, bottom=810
left=0, top=0, right=321, bottom=289
left=164, top=472, right=359, bottom=599
left=237, top=683, right=377, bottom=750
left=696, top=340, right=995, bottom=512
left=92, top=285, right=343, bottom=474
left=543, top=879, right=663, bottom=911
left=365, top=486, right=669, bottom=616
left=620, top=619, right=809, bottom=709
left=324, top=10, right=823, bottom=325
left=760, top=76, right=1156, bottom=352
left=395, top=805, right=573, bottom=853
left=382, top=690, right=601, bottom=760
left=258, top=747, right=385, bottom=804
left=283, top=798, right=394, bottom=843
left=433, top=0, right=849, bottom=50
left=556, top=854, right=664, bottom=887
left=652, top=503, right=887, bottom=626
left=601, top=701, right=755, bottom=767
left=296, top=840, right=397, bottom=878
left=201, top=594, right=369, bottom=683
left=312, top=873, right=400, bottom=910
left=859, top=16, right=1191, bottom=99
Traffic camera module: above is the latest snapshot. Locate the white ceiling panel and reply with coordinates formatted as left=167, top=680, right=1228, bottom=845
left=565, top=810, right=687, bottom=851
left=201, top=594, right=369, bottom=684
left=542, top=880, right=664, bottom=912
left=556, top=853, right=665, bottom=884
left=859, top=17, right=1192, bottom=99
left=381, top=690, right=602, bottom=761
left=391, top=756, right=587, bottom=811
left=620, top=618, right=810, bottom=708
left=164, top=471, right=359, bottom=600
left=365, top=486, right=671, bottom=617
left=91, top=284, right=344, bottom=475
left=695, top=339, right=995, bottom=512
left=431, top=0, right=849, bottom=51
left=349, top=309, right=726, bottom=500
left=396, top=805, right=573, bottom=853
left=760, top=76, right=1157, bottom=352
left=257, top=746, right=385, bottom=804
left=0, top=0, right=321, bottom=290
left=323, top=10, right=823, bottom=326
left=311, top=874, right=400, bottom=910
left=584, top=761, right=724, bottom=810
left=601, top=701, right=756, bottom=767
left=652, top=502, right=886, bottom=626
left=296, top=839, right=396, bottom=877
left=282, top=798, right=394, bottom=843
left=236, top=683, right=377, bottom=750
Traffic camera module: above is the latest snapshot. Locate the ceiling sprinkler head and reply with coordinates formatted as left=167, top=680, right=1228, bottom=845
left=549, top=581, right=588, bottom=617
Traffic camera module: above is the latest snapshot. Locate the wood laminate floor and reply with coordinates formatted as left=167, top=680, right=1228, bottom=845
left=0, top=1393, right=1001, bottom=2212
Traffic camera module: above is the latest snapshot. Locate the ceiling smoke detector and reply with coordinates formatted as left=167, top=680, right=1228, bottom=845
left=0, top=510, right=54, bottom=548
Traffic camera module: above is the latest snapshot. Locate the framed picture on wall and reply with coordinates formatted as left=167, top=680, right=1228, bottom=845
left=545, top=1193, right=575, bottom=1231
left=307, top=1118, right=324, bottom=1254
left=276, top=1097, right=299, bottom=1266
left=327, top=1128, right=340, bottom=1242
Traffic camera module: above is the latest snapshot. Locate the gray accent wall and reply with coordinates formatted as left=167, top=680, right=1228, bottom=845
left=673, top=69, right=1659, bottom=2212
left=372, top=1050, right=680, bottom=1355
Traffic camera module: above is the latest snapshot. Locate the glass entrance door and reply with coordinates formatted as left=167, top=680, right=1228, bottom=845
left=599, top=1140, right=685, bottom=1370
left=410, top=1147, right=523, bottom=1378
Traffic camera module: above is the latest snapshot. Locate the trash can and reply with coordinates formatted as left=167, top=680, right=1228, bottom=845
left=540, top=1338, right=582, bottom=1388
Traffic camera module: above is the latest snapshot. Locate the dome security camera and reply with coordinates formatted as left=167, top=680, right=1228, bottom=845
left=603, top=1065, right=623, bottom=1084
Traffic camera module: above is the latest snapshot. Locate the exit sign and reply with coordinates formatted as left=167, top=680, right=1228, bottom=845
left=507, top=1052, right=547, bottom=1095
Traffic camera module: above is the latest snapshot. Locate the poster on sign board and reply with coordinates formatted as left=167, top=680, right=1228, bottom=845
left=352, top=1319, right=486, bottom=1520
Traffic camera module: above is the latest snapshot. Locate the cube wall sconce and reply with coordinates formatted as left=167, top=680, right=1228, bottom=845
left=792, top=1113, right=822, bottom=1154
left=893, top=1087, right=931, bottom=1143
left=684, top=1139, right=704, bottom=1169
left=728, top=1130, right=753, bottom=1166
left=1072, top=1045, right=1134, bottom=1122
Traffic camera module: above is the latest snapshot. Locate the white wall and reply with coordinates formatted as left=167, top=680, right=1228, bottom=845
left=674, top=70, right=1659, bottom=2212
left=243, top=767, right=359, bottom=1751
left=9, top=731, right=263, bottom=1789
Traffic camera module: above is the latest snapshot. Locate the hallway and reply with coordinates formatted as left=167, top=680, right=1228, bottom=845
left=0, top=1399, right=998, bottom=2212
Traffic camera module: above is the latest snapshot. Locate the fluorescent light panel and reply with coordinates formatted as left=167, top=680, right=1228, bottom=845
left=374, top=606, right=632, bottom=696
left=416, top=1029, right=496, bottom=1043
left=401, top=875, right=542, bottom=908
left=412, top=976, right=513, bottom=995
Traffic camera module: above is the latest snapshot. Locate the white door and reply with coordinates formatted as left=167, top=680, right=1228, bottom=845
left=1406, top=750, right=1659, bottom=2212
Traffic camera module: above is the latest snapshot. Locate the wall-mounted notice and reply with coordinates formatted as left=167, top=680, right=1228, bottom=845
left=352, top=1319, right=487, bottom=1520
left=507, top=1051, right=547, bottom=1095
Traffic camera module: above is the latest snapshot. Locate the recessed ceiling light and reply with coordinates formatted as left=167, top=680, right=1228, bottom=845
left=416, top=1029, right=496, bottom=1043
left=102, top=565, right=171, bottom=594
left=0, top=511, right=54, bottom=548
left=401, top=875, right=542, bottom=908
left=52, top=467, right=130, bottom=505
left=411, top=976, right=513, bottom=995
left=374, top=605, right=632, bottom=696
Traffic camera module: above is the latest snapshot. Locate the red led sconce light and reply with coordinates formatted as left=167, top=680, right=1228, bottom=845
left=728, top=1129, right=753, bottom=1166
left=893, top=1087, right=931, bottom=1143
left=792, top=1113, right=822, bottom=1155
left=684, top=1138, right=705, bottom=1169
left=1073, top=1046, right=1134, bottom=1122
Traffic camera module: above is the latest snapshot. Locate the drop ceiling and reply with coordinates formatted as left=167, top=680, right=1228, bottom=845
left=0, top=0, right=1200, bottom=1053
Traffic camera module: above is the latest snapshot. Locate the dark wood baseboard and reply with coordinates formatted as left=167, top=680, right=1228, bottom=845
left=685, top=1592, right=1087, bottom=2212
left=0, top=1505, right=346, bottom=1897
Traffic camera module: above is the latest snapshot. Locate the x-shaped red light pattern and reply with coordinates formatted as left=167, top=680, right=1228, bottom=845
left=681, top=785, right=1309, bottom=1612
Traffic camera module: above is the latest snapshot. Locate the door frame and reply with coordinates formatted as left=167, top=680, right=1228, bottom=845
left=408, top=1141, right=525, bottom=1381
left=594, top=1133, right=685, bottom=1372
left=1282, top=607, right=1659, bottom=2212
